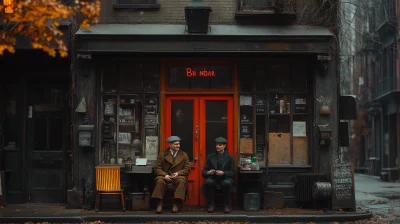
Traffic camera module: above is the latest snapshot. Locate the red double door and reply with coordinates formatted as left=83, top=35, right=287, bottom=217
left=165, top=96, right=234, bottom=206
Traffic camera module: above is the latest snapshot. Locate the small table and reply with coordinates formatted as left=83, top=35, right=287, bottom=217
left=238, top=169, right=265, bottom=209
left=125, top=166, right=153, bottom=193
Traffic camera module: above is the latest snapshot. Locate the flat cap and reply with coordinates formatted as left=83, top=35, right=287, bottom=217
left=167, top=136, right=181, bottom=143
left=215, top=137, right=227, bottom=143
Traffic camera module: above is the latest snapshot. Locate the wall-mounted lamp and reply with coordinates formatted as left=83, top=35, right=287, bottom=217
left=76, top=97, right=89, bottom=124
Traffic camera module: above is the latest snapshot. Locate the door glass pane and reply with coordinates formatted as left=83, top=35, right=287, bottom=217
left=34, top=114, right=47, bottom=151
left=49, top=112, right=63, bottom=151
left=3, top=84, right=18, bottom=149
left=171, top=100, right=194, bottom=160
left=205, top=100, right=227, bottom=157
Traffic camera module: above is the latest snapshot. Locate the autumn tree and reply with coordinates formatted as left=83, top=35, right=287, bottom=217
left=0, top=0, right=100, bottom=57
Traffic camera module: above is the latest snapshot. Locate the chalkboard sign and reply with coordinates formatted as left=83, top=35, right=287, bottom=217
left=330, top=163, right=355, bottom=211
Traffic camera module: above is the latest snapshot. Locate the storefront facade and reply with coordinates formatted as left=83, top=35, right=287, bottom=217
left=69, top=24, right=338, bottom=208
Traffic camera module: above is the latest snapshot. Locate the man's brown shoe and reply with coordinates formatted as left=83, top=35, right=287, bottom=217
left=207, top=205, right=215, bottom=213
left=224, top=206, right=231, bottom=213
left=172, top=204, right=180, bottom=213
left=156, top=201, right=163, bottom=214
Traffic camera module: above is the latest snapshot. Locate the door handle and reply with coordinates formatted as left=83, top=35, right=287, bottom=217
left=195, top=125, right=199, bottom=140
left=194, top=157, right=198, bottom=162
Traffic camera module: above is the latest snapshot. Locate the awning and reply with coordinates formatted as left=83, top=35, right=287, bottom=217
left=76, top=24, right=333, bottom=54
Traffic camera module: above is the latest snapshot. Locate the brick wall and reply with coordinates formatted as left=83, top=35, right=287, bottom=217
left=99, top=0, right=335, bottom=26
left=100, top=0, right=237, bottom=24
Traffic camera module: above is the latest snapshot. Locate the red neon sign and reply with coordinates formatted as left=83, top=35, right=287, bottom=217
left=186, top=67, right=216, bottom=77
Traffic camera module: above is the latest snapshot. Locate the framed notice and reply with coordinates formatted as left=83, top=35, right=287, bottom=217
left=293, top=121, right=306, bottom=137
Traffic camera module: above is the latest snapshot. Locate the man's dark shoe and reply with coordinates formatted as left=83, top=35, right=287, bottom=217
left=224, top=205, right=231, bottom=213
left=172, top=204, right=180, bottom=213
left=207, top=204, right=215, bottom=213
left=156, top=201, right=163, bottom=214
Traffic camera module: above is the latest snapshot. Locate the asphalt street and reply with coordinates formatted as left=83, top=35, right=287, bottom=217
left=355, top=173, right=400, bottom=223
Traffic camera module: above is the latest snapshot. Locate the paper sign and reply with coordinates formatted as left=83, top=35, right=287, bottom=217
left=239, top=138, right=253, bottom=154
left=145, top=136, right=158, bottom=160
left=293, top=121, right=306, bottom=137
left=136, top=158, right=148, bottom=166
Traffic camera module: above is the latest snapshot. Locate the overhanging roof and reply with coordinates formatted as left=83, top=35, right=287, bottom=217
left=76, top=24, right=333, bottom=53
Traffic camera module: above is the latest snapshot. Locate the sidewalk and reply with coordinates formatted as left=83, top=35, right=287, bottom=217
left=0, top=203, right=373, bottom=223
left=355, top=173, right=400, bottom=222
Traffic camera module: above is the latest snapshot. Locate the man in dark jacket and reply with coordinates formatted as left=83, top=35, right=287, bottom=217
left=201, top=137, right=235, bottom=213
left=152, top=136, right=191, bottom=213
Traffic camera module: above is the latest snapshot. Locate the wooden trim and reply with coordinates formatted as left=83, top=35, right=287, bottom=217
left=233, top=64, right=239, bottom=196
left=165, top=91, right=235, bottom=95
left=163, top=59, right=233, bottom=64
left=159, top=61, right=166, bottom=153
left=233, top=64, right=239, bottom=162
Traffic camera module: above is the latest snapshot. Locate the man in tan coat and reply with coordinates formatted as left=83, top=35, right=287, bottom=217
left=152, top=136, right=190, bottom=213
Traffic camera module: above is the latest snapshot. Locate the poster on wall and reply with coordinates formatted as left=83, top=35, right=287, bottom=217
left=145, top=136, right=158, bottom=160
left=293, top=121, right=307, bottom=137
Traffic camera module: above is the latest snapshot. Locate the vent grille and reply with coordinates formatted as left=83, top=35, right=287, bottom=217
left=295, top=173, right=328, bottom=202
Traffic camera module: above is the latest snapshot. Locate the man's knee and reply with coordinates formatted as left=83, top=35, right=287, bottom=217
left=221, top=180, right=232, bottom=188
left=205, top=179, right=216, bottom=187
left=155, top=179, right=166, bottom=186
left=175, top=177, right=186, bottom=184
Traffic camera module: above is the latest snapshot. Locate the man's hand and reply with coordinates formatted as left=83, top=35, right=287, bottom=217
left=171, top=172, right=178, bottom=179
left=216, top=170, right=224, bottom=176
left=165, top=174, right=172, bottom=182
left=207, top=169, right=216, bottom=175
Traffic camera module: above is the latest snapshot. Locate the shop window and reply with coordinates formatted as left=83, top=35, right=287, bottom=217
left=99, top=62, right=160, bottom=164
left=238, top=64, right=311, bottom=167
left=168, top=65, right=233, bottom=89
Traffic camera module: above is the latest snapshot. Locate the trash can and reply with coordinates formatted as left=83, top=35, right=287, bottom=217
left=243, top=193, right=260, bottom=211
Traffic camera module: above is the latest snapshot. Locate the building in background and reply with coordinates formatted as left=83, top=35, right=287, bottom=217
left=340, top=0, right=400, bottom=181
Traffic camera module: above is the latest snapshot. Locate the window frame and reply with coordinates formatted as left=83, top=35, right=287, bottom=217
left=238, top=63, right=312, bottom=168
left=113, top=0, right=160, bottom=10
left=98, top=61, right=160, bottom=165
left=239, top=0, right=272, bottom=11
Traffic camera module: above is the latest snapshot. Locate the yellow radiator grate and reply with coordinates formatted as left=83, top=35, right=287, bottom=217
left=95, top=166, right=121, bottom=192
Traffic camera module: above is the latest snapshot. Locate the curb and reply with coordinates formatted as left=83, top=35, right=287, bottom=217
left=0, top=212, right=374, bottom=223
